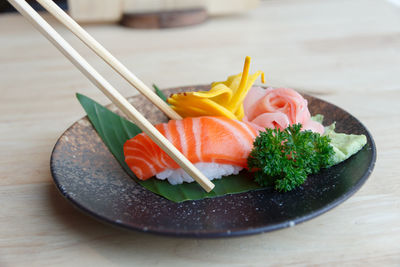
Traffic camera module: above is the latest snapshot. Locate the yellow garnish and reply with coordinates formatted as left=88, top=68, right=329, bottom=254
left=167, top=56, right=265, bottom=120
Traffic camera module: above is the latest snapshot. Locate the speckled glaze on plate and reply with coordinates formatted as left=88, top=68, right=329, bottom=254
left=50, top=85, right=376, bottom=238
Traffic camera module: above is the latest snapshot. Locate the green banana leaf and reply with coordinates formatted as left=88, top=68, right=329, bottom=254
left=153, top=84, right=168, bottom=102
left=76, top=93, right=264, bottom=202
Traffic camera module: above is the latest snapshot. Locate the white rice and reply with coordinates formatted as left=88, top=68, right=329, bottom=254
left=156, top=163, right=243, bottom=185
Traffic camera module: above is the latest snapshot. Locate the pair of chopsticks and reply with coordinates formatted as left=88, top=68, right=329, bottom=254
left=8, top=0, right=215, bottom=192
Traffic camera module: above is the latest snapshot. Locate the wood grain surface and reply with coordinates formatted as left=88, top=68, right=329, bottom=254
left=0, top=0, right=399, bottom=265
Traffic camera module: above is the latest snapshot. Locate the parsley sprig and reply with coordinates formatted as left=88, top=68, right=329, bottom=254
left=247, top=124, right=334, bottom=192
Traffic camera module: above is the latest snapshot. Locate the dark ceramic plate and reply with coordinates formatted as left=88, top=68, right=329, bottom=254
left=51, top=85, right=376, bottom=238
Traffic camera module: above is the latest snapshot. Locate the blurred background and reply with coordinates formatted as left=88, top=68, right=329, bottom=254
left=0, top=0, right=260, bottom=23
left=0, top=0, right=67, bottom=12
left=1, top=0, right=398, bottom=94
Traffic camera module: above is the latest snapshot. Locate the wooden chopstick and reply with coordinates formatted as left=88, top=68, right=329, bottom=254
left=8, top=0, right=214, bottom=192
left=35, top=0, right=182, bottom=121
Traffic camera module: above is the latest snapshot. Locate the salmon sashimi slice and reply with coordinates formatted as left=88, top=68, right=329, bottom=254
left=243, top=87, right=324, bottom=134
left=123, top=116, right=258, bottom=181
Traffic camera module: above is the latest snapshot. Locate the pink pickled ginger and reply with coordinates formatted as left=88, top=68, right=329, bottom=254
left=243, top=87, right=324, bottom=134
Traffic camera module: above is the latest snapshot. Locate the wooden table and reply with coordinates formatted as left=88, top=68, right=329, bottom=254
left=1, top=0, right=399, bottom=265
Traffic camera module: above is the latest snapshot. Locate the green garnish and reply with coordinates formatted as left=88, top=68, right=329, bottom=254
left=247, top=124, right=335, bottom=192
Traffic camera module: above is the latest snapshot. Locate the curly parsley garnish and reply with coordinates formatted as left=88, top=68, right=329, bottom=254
left=247, top=124, right=334, bottom=192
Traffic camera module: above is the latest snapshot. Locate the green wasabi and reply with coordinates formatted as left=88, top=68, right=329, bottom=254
left=323, top=123, right=367, bottom=165
left=311, top=115, right=367, bottom=166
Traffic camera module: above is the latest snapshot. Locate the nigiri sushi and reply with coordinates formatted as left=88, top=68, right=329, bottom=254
left=123, top=116, right=257, bottom=185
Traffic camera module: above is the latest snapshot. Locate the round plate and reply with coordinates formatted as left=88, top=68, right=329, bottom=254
left=51, top=86, right=376, bottom=237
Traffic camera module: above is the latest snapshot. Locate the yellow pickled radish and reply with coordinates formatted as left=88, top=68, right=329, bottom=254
left=167, top=56, right=265, bottom=120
